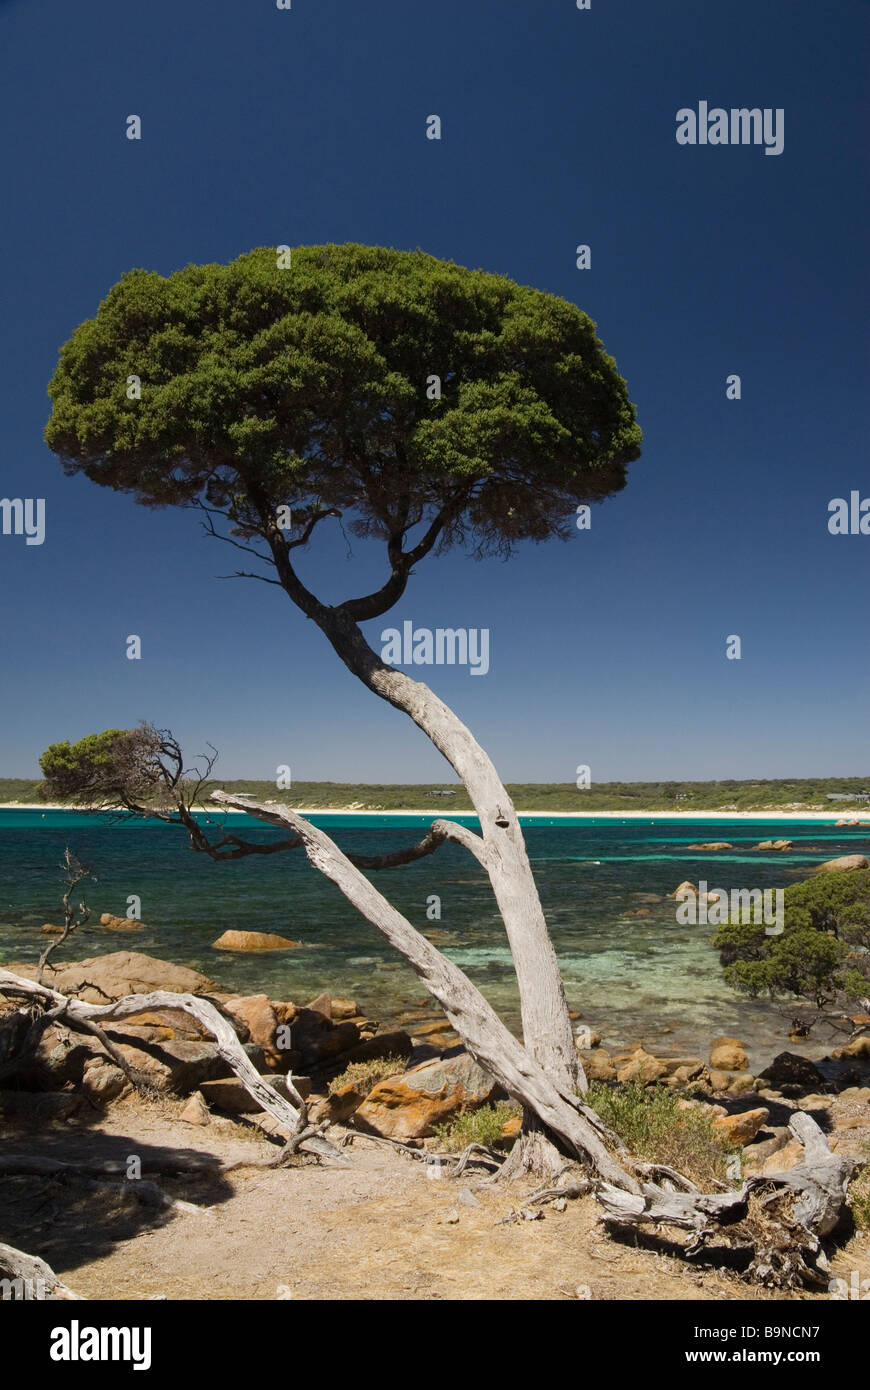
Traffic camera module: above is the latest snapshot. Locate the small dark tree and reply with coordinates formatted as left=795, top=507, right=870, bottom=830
left=714, top=869, right=870, bottom=1033
left=41, top=726, right=220, bottom=836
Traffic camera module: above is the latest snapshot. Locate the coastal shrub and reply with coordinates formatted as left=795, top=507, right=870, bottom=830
left=850, top=1152, right=870, bottom=1230
left=38, top=726, right=186, bottom=813
left=581, top=1081, right=737, bottom=1187
left=714, top=869, right=870, bottom=1010
left=433, top=1100, right=519, bottom=1152
left=327, top=1055, right=407, bottom=1097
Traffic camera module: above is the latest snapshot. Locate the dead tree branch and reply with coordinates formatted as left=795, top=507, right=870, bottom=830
left=37, top=848, right=96, bottom=984
left=0, top=971, right=348, bottom=1166
left=595, top=1112, right=859, bottom=1288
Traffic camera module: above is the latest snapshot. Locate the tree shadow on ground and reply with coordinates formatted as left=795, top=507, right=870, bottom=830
left=0, top=1111, right=237, bottom=1278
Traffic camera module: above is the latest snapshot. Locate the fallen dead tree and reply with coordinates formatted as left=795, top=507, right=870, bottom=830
left=595, top=1111, right=859, bottom=1288
left=0, top=970, right=346, bottom=1165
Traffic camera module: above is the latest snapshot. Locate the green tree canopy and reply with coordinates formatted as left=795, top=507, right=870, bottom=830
left=714, top=869, right=870, bottom=1009
left=44, top=244, right=641, bottom=586
left=39, top=726, right=187, bottom=812
left=39, top=730, right=130, bottom=804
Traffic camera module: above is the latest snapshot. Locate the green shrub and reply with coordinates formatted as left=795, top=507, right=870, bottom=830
left=433, top=1100, right=520, bottom=1152
left=327, top=1055, right=406, bottom=1097
left=582, top=1080, right=738, bottom=1187
left=850, top=1152, right=870, bottom=1230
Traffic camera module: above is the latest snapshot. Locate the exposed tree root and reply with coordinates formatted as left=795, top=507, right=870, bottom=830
left=595, top=1112, right=860, bottom=1289
left=449, top=1142, right=505, bottom=1177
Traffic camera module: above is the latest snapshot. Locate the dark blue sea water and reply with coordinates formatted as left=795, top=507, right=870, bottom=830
left=2, top=810, right=866, bottom=1068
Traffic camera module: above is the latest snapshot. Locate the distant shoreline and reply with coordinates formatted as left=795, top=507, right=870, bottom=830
left=0, top=802, right=863, bottom=823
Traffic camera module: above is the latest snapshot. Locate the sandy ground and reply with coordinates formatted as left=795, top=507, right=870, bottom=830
left=2, top=1096, right=867, bottom=1302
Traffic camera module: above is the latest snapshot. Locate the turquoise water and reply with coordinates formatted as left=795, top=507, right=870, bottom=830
left=1, top=810, right=866, bottom=1069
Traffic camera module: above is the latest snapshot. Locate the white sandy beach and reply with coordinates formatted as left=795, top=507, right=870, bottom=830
left=1, top=802, right=863, bottom=822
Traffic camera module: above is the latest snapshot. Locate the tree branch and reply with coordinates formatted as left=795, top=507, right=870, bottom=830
left=197, top=502, right=274, bottom=564
left=286, top=506, right=342, bottom=550
left=337, top=496, right=468, bottom=622
left=0, top=972, right=348, bottom=1165
left=218, top=570, right=284, bottom=586
left=209, top=793, right=490, bottom=869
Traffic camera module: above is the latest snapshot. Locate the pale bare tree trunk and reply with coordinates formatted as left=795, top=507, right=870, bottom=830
left=0, top=1241, right=86, bottom=1300
left=210, top=793, right=634, bottom=1190
left=312, top=611, right=583, bottom=1102
left=258, top=526, right=584, bottom=1172
left=295, top=609, right=584, bottom=1174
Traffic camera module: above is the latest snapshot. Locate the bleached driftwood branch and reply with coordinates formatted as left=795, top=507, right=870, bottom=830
left=0, top=971, right=346, bottom=1165
left=596, top=1112, right=859, bottom=1287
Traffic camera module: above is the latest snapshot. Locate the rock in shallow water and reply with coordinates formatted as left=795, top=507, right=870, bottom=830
left=709, top=1037, right=749, bottom=1071
left=212, top=930, right=302, bottom=951
left=813, top=854, right=869, bottom=873
left=100, top=913, right=144, bottom=931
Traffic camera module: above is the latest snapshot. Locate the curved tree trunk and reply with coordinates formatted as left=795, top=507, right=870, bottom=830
left=311, top=608, right=583, bottom=1105
left=262, top=531, right=584, bottom=1171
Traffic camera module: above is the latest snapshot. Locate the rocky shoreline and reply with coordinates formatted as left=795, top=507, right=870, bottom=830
left=2, top=949, right=868, bottom=1181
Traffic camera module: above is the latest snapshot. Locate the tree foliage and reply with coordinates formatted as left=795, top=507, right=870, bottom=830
left=39, top=726, right=190, bottom=814
left=44, top=243, right=641, bottom=575
left=714, top=869, right=870, bottom=1008
left=39, top=730, right=132, bottom=805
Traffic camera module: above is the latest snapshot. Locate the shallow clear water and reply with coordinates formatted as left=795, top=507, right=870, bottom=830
left=1, top=810, right=866, bottom=1070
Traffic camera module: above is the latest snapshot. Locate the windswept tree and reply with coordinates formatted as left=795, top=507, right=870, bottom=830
left=34, top=245, right=863, bottom=1277
left=42, top=243, right=647, bottom=1176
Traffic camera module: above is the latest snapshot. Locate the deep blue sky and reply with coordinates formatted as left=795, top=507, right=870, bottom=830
left=0, top=0, right=867, bottom=783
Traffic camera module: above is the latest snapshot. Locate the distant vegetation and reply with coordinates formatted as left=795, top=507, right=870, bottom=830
left=0, top=779, right=47, bottom=803
left=3, top=775, right=868, bottom=812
